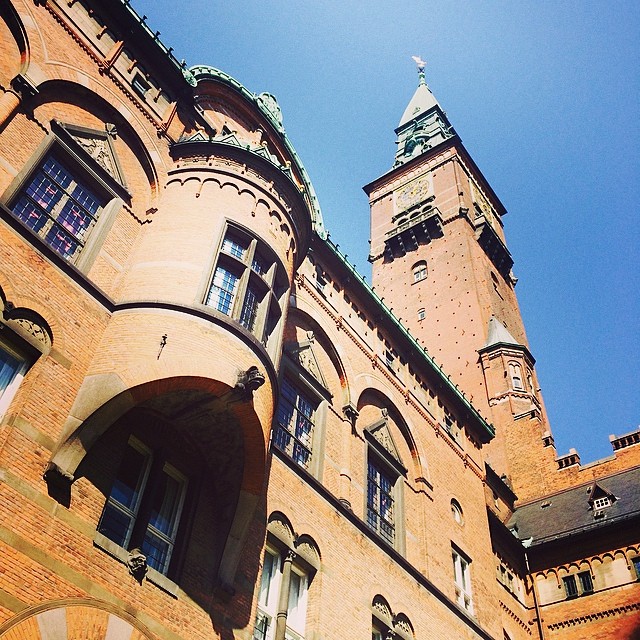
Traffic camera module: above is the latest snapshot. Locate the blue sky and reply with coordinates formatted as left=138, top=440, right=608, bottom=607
left=133, top=1, right=639, bottom=464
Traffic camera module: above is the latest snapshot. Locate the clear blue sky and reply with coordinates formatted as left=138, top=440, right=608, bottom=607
left=133, top=0, right=639, bottom=464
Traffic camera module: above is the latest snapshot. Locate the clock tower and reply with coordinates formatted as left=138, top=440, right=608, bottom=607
left=365, top=62, right=558, bottom=500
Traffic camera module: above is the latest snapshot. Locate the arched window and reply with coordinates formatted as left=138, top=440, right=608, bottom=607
left=412, top=260, right=427, bottom=283
left=508, top=362, right=523, bottom=390
left=451, top=499, right=464, bottom=525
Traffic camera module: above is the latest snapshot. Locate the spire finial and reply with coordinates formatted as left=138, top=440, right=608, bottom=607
left=411, top=55, right=427, bottom=85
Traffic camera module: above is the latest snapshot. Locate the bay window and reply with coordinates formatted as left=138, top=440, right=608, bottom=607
left=205, top=224, right=288, bottom=346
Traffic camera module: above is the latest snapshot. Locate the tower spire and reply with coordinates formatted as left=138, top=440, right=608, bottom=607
left=394, top=58, right=454, bottom=166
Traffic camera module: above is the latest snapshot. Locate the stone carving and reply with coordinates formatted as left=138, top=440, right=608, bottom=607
left=257, top=92, right=283, bottom=129
left=10, top=317, right=51, bottom=350
left=127, top=548, right=148, bottom=582
left=286, top=338, right=328, bottom=390
left=372, top=595, right=393, bottom=624
left=235, top=366, right=266, bottom=399
left=367, top=415, right=402, bottom=464
left=70, top=133, right=117, bottom=178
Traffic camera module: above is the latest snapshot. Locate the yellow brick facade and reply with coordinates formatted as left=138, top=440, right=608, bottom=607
left=0, top=2, right=637, bottom=640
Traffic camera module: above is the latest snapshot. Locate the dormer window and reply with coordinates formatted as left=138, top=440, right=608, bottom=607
left=587, top=482, right=616, bottom=515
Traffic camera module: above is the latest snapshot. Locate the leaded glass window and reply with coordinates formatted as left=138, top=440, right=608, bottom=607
left=274, top=378, right=316, bottom=468
left=206, top=266, right=239, bottom=315
left=204, top=225, right=287, bottom=347
left=10, top=156, right=105, bottom=262
left=367, top=458, right=395, bottom=544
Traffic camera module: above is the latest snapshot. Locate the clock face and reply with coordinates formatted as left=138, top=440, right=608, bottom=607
left=395, top=175, right=432, bottom=211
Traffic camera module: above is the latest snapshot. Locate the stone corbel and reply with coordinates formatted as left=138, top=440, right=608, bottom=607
left=11, top=73, right=39, bottom=101
left=342, top=402, right=359, bottom=425
left=234, top=366, right=266, bottom=401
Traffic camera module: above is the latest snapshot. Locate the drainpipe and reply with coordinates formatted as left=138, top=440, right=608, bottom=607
left=523, top=538, right=545, bottom=640
left=275, top=550, right=296, bottom=640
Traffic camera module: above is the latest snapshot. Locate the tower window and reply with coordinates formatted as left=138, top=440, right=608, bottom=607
left=578, top=571, right=593, bottom=594
left=563, top=575, right=578, bottom=599
left=412, top=260, right=428, bottom=283
left=632, top=557, right=640, bottom=580
left=508, top=362, right=524, bottom=391
left=417, top=308, right=425, bottom=321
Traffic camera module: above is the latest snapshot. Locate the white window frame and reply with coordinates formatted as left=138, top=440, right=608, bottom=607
left=452, top=547, right=473, bottom=613
left=286, top=566, right=309, bottom=637
left=0, top=333, right=30, bottom=419
left=98, top=436, right=153, bottom=550
left=254, top=548, right=309, bottom=640
left=204, top=223, right=288, bottom=350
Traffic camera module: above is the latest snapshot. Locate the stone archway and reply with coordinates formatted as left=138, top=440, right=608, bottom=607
left=0, top=600, right=155, bottom=640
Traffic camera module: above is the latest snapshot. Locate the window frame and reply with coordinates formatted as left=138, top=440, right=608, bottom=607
left=273, top=376, right=319, bottom=471
left=412, top=260, right=428, bottom=283
left=254, top=546, right=310, bottom=640
left=632, top=557, right=640, bottom=581
left=593, top=496, right=611, bottom=510
left=203, top=222, right=288, bottom=351
left=452, top=546, right=473, bottom=613
left=578, top=570, right=593, bottom=594
left=508, top=361, right=524, bottom=391
left=562, top=575, right=578, bottom=599
left=97, top=435, right=192, bottom=579
left=364, top=428, right=407, bottom=552
left=1, top=121, right=129, bottom=271
left=0, top=329, right=37, bottom=419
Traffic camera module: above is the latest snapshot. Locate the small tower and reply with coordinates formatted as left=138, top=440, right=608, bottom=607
left=365, top=61, right=556, bottom=498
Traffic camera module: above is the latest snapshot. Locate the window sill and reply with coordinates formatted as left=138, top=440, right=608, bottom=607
left=94, top=532, right=179, bottom=598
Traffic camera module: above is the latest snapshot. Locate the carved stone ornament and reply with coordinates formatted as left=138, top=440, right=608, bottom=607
left=367, top=417, right=402, bottom=465
left=70, top=132, right=117, bottom=178
left=7, top=316, right=51, bottom=351
left=342, top=402, right=359, bottom=423
left=257, top=92, right=283, bottom=129
left=127, top=548, right=148, bottom=582
left=286, top=339, right=328, bottom=390
left=235, top=366, right=266, bottom=399
left=372, top=595, right=393, bottom=626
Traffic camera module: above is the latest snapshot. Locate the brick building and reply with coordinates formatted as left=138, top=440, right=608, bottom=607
left=0, top=2, right=638, bottom=640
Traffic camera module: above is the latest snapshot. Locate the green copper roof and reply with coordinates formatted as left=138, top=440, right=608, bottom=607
left=322, top=235, right=495, bottom=441
left=189, top=65, right=326, bottom=237
left=394, top=64, right=455, bottom=167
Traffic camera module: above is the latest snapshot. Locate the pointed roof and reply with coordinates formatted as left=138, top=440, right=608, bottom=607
left=398, top=68, right=440, bottom=128
left=393, top=60, right=455, bottom=167
left=483, top=316, right=522, bottom=349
